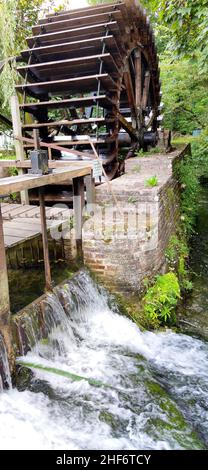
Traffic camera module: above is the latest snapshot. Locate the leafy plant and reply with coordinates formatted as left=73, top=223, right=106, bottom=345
left=143, top=273, right=181, bottom=324
left=127, top=196, right=138, bottom=204
left=165, top=235, right=192, bottom=292
left=145, top=176, right=158, bottom=187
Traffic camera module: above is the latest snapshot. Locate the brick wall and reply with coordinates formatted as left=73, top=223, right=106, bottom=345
left=83, top=149, right=185, bottom=294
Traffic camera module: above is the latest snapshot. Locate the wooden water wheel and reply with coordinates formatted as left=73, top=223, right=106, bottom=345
left=16, top=0, right=161, bottom=185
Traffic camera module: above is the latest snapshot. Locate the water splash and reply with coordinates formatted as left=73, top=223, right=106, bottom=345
left=0, top=271, right=208, bottom=449
left=0, top=334, right=12, bottom=390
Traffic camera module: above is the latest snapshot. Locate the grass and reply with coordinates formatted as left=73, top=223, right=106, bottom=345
left=145, top=176, right=158, bottom=187
left=172, top=135, right=202, bottom=145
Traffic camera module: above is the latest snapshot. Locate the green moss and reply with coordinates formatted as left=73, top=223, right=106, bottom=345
left=127, top=196, right=138, bottom=204
left=39, top=338, right=49, bottom=346
left=145, top=380, right=204, bottom=449
left=132, top=164, right=141, bottom=173
left=165, top=235, right=193, bottom=292
left=114, top=293, right=160, bottom=330
left=99, top=411, right=120, bottom=430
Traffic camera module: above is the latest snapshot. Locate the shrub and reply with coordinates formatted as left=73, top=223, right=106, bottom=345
left=143, top=273, right=180, bottom=324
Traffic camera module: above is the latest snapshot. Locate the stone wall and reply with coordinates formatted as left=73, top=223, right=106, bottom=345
left=82, top=147, right=188, bottom=294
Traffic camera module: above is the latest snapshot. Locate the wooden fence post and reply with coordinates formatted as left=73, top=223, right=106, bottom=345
left=0, top=204, right=14, bottom=372
left=11, top=95, right=29, bottom=205
left=39, top=188, right=52, bottom=291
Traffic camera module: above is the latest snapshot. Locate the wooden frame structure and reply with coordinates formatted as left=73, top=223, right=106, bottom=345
left=0, top=164, right=93, bottom=370
left=13, top=0, right=161, bottom=192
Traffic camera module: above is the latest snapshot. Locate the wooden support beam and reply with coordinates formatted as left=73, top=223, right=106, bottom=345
left=141, top=71, right=151, bottom=110
left=39, top=189, right=52, bottom=291
left=85, top=171, right=95, bottom=213
left=72, top=176, right=85, bottom=260
left=135, top=49, right=142, bottom=109
left=0, top=204, right=14, bottom=374
left=116, top=111, right=139, bottom=140
left=123, top=62, right=136, bottom=121
left=10, top=95, right=29, bottom=205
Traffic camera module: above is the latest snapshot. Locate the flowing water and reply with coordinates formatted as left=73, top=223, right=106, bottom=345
left=1, top=186, right=208, bottom=450
left=0, top=270, right=208, bottom=450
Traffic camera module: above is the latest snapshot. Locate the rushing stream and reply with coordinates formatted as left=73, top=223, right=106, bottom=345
left=0, top=270, right=208, bottom=450
left=1, top=187, right=208, bottom=450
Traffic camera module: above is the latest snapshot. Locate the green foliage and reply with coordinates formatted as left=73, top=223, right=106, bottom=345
left=0, top=0, right=55, bottom=126
left=127, top=196, right=138, bottom=204
left=165, top=235, right=193, bottom=292
left=145, top=176, right=158, bottom=187
left=174, top=143, right=208, bottom=236
left=143, top=273, right=181, bottom=325
left=140, top=0, right=208, bottom=73
left=161, top=61, right=208, bottom=133
left=135, top=147, right=161, bottom=157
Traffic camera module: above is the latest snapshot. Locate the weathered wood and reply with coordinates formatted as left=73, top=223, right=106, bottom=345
left=45, top=2, right=123, bottom=21
left=72, top=176, right=85, bottom=260
left=142, top=71, right=151, bottom=109
left=26, top=21, right=119, bottom=48
left=39, top=189, right=52, bottom=291
left=123, top=63, right=136, bottom=120
left=0, top=166, right=91, bottom=195
left=134, top=49, right=142, bottom=109
left=21, top=35, right=117, bottom=62
left=32, top=11, right=121, bottom=36
left=85, top=172, right=95, bottom=212
left=19, top=95, right=114, bottom=113
left=22, top=117, right=114, bottom=130
left=116, top=111, right=138, bottom=140
left=10, top=95, right=29, bottom=205
left=17, top=53, right=119, bottom=78
left=0, top=204, right=14, bottom=372
left=0, top=159, right=93, bottom=169
left=16, top=73, right=117, bottom=97
left=14, top=0, right=161, bottom=183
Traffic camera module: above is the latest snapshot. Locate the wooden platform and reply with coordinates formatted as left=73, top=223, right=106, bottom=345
left=1, top=203, right=72, bottom=248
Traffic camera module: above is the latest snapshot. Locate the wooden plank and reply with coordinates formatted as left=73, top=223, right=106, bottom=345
left=42, top=3, right=124, bottom=23
left=0, top=166, right=91, bottom=195
left=3, top=226, right=41, bottom=237
left=19, top=95, right=114, bottom=113
left=10, top=95, right=29, bottom=205
left=135, top=49, right=142, bottom=108
left=26, top=22, right=119, bottom=48
left=21, top=35, right=117, bottom=61
left=16, top=73, right=118, bottom=97
left=4, top=235, right=25, bottom=247
left=141, top=71, right=151, bottom=109
left=32, top=11, right=121, bottom=35
left=17, top=54, right=120, bottom=82
left=22, top=117, right=113, bottom=130
left=0, top=159, right=93, bottom=169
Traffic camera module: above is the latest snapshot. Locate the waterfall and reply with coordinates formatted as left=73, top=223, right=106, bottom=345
left=0, top=270, right=208, bottom=450
left=0, top=334, right=12, bottom=391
